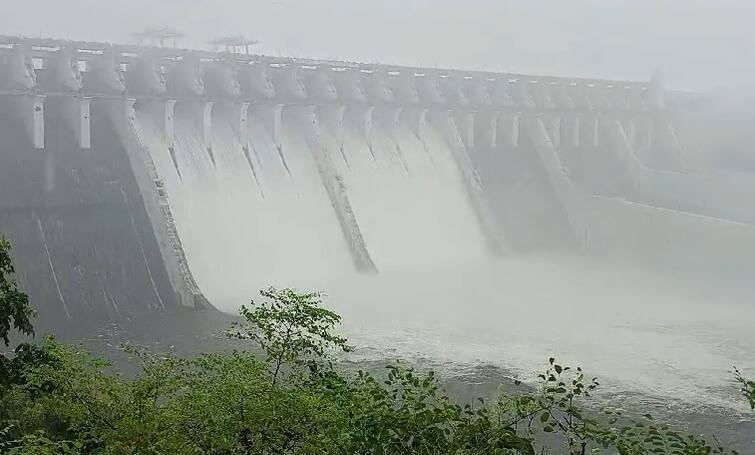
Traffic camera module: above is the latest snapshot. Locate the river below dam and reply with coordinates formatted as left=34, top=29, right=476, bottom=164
left=315, top=254, right=755, bottom=451
left=317, top=255, right=754, bottom=410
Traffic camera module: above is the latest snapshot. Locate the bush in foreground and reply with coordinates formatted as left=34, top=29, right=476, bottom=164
left=734, top=367, right=755, bottom=411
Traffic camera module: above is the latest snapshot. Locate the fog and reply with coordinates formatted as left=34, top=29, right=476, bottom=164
left=2, top=0, right=755, bottom=443
left=3, top=0, right=755, bottom=90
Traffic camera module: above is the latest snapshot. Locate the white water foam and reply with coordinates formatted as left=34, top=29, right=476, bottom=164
left=134, top=103, right=353, bottom=308
left=334, top=109, right=489, bottom=272
left=133, top=101, right=491, bottom=309
left=323, top=255, right=755, bottom=413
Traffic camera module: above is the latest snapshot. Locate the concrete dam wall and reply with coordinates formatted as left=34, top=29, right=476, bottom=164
left=1, top=36, right=753, bottom=328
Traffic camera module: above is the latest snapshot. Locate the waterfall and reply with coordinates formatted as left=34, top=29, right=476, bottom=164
left=333, top=108, right=490, bottom=272
left=132, top=102, right=355, bottom=308
left=131, top=100, right=491, bottom=307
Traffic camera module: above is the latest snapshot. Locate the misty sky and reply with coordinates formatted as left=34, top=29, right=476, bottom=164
left=2, top=0, right=754, bottom=91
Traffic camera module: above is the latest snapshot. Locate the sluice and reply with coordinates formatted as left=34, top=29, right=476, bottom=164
left=0, top=35, right=752, bottom=327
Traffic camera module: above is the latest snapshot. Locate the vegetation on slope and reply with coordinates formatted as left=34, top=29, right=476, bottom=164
left=734, top=368, right=755, bottom=411
left=0, top=237, right=752, bottom=454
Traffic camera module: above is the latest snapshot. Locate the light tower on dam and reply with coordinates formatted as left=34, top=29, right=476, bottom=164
left=0, top=35, right=753, bottom=329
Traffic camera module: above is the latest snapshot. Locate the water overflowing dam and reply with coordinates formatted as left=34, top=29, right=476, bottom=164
left=1, top=35, right=754, bottom=329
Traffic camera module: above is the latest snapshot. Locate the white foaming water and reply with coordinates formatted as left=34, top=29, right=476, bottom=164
left=134, top=103, right=488, bottom=306
left=134, top=104, right=353, bottom=307
left=335, top=109, right=489, bottom=271
left=322, top=255, right=755, bottom=413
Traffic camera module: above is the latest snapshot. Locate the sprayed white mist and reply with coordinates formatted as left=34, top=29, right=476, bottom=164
left=323, top=255, right=755, bottom=413
left=132, top=103, right=489, bottom=306
left=132, top=102, right=755, bottom=414
left=334, top=109, right=488, bottom=271
left=133, top=103, right=353, bottom=307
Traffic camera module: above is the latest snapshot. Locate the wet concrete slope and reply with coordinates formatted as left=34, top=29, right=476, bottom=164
left=0, top=97, right=181, bottom=334
left=468, top=119, right=575, bottom=251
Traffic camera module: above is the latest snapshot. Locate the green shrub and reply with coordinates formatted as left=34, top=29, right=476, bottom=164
left=0, top=237, right=35, bottom=348
left=734, top=367, right=755, bottom=411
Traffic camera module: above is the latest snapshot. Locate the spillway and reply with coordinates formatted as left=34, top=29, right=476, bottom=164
left=1, top=35, right=754, bottom=326
left=4, top=36, right=755, bottom=453
left=129, top=96, right=491, bottom=307
left=332, top=108, right=489, bottom=271
left=132, top=102, right=357, bottom=307
left=3, top=36, right=755, bottom=435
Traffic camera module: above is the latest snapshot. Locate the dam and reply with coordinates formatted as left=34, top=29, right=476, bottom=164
left=1, top=35, right=754, bottom=330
